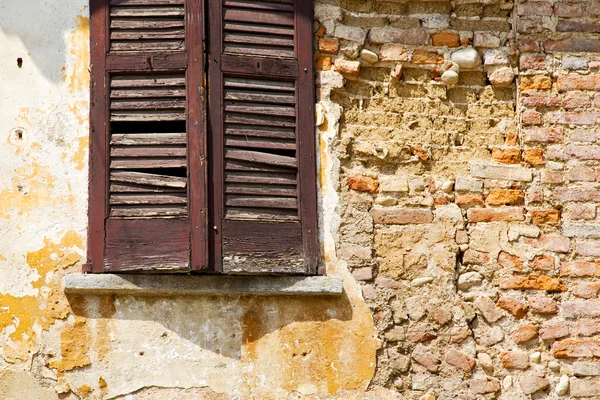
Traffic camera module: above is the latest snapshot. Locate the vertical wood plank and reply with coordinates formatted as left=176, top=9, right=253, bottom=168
left=187, top=0, right=209, bottom=270
left=208, top=0, right=224, bottom=272
left=296, top=0, right=319, bottom=274
left=88, top=0, right=110, bottom=273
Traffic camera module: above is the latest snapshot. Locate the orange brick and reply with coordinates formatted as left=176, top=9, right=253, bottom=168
left=523, top=149, right=545, bottom=165
left=467, top=207, right=525, bottom=223
left=520, top=75, right=552, bottom=90
left=334, top=59, right=360, bottom=77
left=348, top=175, right=378, bottom=193
left=411, top=50, right=444, bottom=64
left=431, top=32, right=460, bottom=47
left=498, top=251, right=524, bottom=270
left=315, top=25, right=326, bottom=38
left=486, top=190, right=525, bottom=206
left=316, top=55, right=332, bottom=71
left=552, top=339, right=600, bottom=358
left=512, top=325, right=538, bottom=343
left=530, top=209, right=560, bottom=225
left=319, top=38, right=339, bottom=54
left=500, top=275, right=567, bottom=292
left=531, top=255, right=554, bottom=271
left=456, top=194, right=485, bottom=208
left=497, top=296, right=528, bottom=319
left=492, top=148, right=521, bottom=164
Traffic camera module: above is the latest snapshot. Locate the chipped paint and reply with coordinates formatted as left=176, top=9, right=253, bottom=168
left=66, top=14, right=90, bottom=94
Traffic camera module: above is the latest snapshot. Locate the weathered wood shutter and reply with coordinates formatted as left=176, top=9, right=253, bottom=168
left=89, top=0, right=207, bottom=272
left=208, top=0, right=318, bottom=274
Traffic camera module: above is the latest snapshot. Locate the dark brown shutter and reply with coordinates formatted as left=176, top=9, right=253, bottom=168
left=208, top=0, right=318, bottom=274
left=89, top=0, right=207, bottom=272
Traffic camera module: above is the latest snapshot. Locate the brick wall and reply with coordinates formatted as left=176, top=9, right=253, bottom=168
left=315, top=0, right=600, bottom=397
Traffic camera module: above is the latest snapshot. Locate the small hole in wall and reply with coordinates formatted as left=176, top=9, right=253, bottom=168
left=139, top=351, right=145, bottom=356
left=15, top=129, right=23, bottom=139
left=17, top=58, right=23, bottom=68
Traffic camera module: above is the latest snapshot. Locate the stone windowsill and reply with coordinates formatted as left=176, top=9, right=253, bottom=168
left=63, top=274, right=343, bottom=296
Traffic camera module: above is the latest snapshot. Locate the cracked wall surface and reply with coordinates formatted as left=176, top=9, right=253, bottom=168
left=4, top=0, right=600, bottom=399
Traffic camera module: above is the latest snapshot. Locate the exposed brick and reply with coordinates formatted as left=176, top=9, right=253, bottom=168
left=552, top=339, right=600, bottom=359
left=470, top=164, right=533, bottom=182
left=498, top=251, right=524, bottom=270
left=369, top=27, right=429, bottom=45
left=563, top=300, right=600, bottom=318
left=407, top=323, right=437, bottom=343
left=545, top=38, right=600, bottom=53
left=577, top=320, right=600, bottom=336
left=318, top=38, right=340, bottom=54
left=557, top=74, right=600, bottom=92
left=531, top=255, right=554, bottom=271
left=529, top=296, right=559, bottom=314
left=518, top=38, right=541, bottom=53
left=570, top=378, right=600, bottom=397
left=371, top=208, right=434, bottom=225
left=576, top=241, right=600, bottom=257
left=563, top=222, right=600, bottom=239
left=379, top=44, right=408, bottom=62
left=469, top=377, right=501, bottom=394
left=564, top=145, right=600, bottom=160
left=486, top=189, right=524, bottom=206
left=518, top=375, right=549, bottom=395
left=411, top=50, right=444, bottom=64
left=520, top=75, right=552, bottom=91
left=530, top=209, right=560, bottom=225
left=474, top=295, right=504, bottom=323
left=497, top=296, right=528, bottom=319
left=316, top=55, right=332, bottom=71
left=501, top=351, right=530, bottom=369
left=348, top=175, right=379, bottom=193
left=512, top=324, right=538, bottom=343
left=444, top=348, right=476, bottom=372
left=431, top=32, right=460, bottom=47
left=449, top=326, right=473, bottom=344
left=525, top=235, right=571, bottom=253
left=518, top=1, right=553, bottom=15
left=491, top=148, right=521, bottom=164
left=539, top=320, right=570, bottom=340
left=411, top=344, right=441, bottom=372
left=519, top=55, right=547, bottom=70
left=564, top=91, right=591, bottom=109
left=500, top=275, right=567, bottom=292
left=467, top=207, right=526, bottom=223
left=455, top=194, right=485, bottom=208
left=555, top=3, right=583, bottom=17
left=521, top=94, right=561, bottom=107
left=523, top=149, right=545, bottom=165
left=573, top=282, right=600, bottom=299
left=334, top=59, right=360, bottom=77
left=463, top=249, right=491, bottom=265
left=314, top=25, right=326, bottom=38
left=556, top=20, right=600, bottom=33
left=559, top=187, right=600, bottom=202
left=522, top=110, right=541, bottom=125
left=568, top=166, right=596, bottom=182
left=523, top=127, right=563, bottom=143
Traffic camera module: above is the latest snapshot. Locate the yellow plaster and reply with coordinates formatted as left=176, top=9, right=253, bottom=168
left=0, top=232, right=83, bottom=361
left=68, top=100, right=89, bottom=126
left=319, top=135, right=328, bottom=193
left=71, top=136, right=89, bottom=171
left=67, top=15, right=90, bottom=94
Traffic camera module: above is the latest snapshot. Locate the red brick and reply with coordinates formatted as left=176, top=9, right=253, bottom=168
left=518, top=1, right=553, bottom=15
left=512, top=324, right=538, bottom=343
left=520, top=75, right=552, bottom=91
left=572, top=282, right=600, bottom=299
left=545, top=38, right=600, bottom=53
left=557, top=74, right=600, bottom=92
left=486, top=190, right=524, bottom=206
left=455, top=194, right=485, bottom=208
left=521, top=94, right=561, bottom=107
left=497, top=296, right=528, bottom=319
left=449, top=326, right=473, bottom=343
left=334, top=59, right=360, bottom=77
left=528, top=296, right=559, bottom=314
left=407, top=323, right=437, bottom=343
left=498, top=251, right=524, bottom=271
left=523, top=149, right=545, bottom=165
left=444, top=348, right=476, bottom=372
left=491, top=148, right=521, bottom=164
left=564, top=145, right=600, bottom=159
left=463, top=249, right=491, bottom=265
left=539, top=320, right=570, bottom=340
left=564, top=91, right=591, bottom=109
left=531, top=255, right=554, bottom=271
left=569, top=204, right=596, bottom=220
left=576, top=320, right=600, bottom=336
left=560, top=261, right=600, bottom=277
left=568, top=166, right=595, bottom=182
left=519, top=38, right=541, bottom=53
left=412, top=344, right=441, bottom=372
left=467, top=207, right=525, bottom=223
left=523, top=127, right=563, bottom=143
left=522, top=110, right=541, bottom=125
left=530, top=209, right=560, bottom=225
left=501, top=351, right=530, bottom=369
left=318, top=38, right=340, bottom=54
left=556, top=20, right=600, bottom=32
left=314, top=25, right=326, bottom=38
left=371, top=208, right=433, bottom=225
left=519, top=54, right=547, bottom=70
left=525, top=235, right=571, bottom=253
left=552, top=339, right=600, bottom=359
left=555, top=3, right=583, bottom=17
left=348, top=175, right=379, bottom=193
left=431, top=32, right=460, bottom=47
left=500, top=274, right=567, bottom=292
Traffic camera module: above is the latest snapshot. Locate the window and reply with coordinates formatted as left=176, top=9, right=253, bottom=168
left=87, top=0, right=318, bottom=275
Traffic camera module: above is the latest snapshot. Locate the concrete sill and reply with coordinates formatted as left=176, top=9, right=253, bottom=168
left=63, top=274, right=343, bottom=297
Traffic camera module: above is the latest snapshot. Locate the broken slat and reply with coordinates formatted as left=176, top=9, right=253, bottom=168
left=110, top=146, right=186, bottom=157
left=225, top=125, right=295, bottom=140
left=224, top=22, right=294, bottom=37
left=224, top=102, right=295, bottom=118
left=111, top=99, right=186, bottom=110
left=110, top=193, right=187, bottom=205
left=224, top=45, right=295, bottom=58
left=110, top=111, right=186, bottom=122
left=224, top=33, right=294, bottom=48
left=225, top=159, right=292, bottom=173
left=224, top=90, right=295, bottom=104
left=111, top=75, right=186, bottom=88
left=111, top=158, right=187, bottom=169
left=111, top=88, right=186, bottom=98
left=110, top=206, right=187, bottom=218
left=225, top=113, right=295, bottom=128
left=224, top=9, right=294, bottom=27
left=110, top=0, right=185, bottom=5
left=111, top=41, right=185, bottom=52
left=225, top=136, right=295, bottom=151
left=110, top=6, right=185, bottom=17
left=224, top=77, right=295, bottom=92
left=110, top=171, right=187, bottom=188
left=226, top=196, right=297, bottom=209
left=111, top=19, right=185, bottom=30
left=223, top=0, right=294, bottom=12
left=111, top=29, right=186, bottom=41
left=110, top=182, right=185, bottom=193
left=111, top=133, right=186, bottom=145
left=225, top=149, right=296, bottom=169
left=225, top=171, right=296, bottom=186
left=225, top=184, right=296, bottom=197
left=225, top=207, right=298, bottom=221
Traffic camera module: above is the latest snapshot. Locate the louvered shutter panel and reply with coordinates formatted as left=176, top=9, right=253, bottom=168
left=208, top=0, right=318, bottom=274
left=89, top=0, right=207, bottom=272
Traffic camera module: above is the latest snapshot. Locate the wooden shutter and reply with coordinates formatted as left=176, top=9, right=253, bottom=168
left=208, top=0, right=318, bottom=274
left=88, top=0, right=207, bottom=272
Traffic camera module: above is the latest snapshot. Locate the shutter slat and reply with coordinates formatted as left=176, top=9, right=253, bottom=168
left=111, top=193, right=187, bottom=205
left=110, top=206, right=188, bottom=218
left=224, top=22, right=294, bottom=37
left=225, top=136, right=295, bottom=151
left=225, top=184, right=296, bottom=197
left=225, top=149, right=296, bottom=169
left=223, top=0, right=294, bottom=12
left=110, top=171, right=187, bottom=188
left=111, top=133, right=186, bottom=145
left=110, top=182, right=183, bottom=193
left=225, top=171, right=296, bottom=185
left=226, top=196, right=297, bottom=209
left=224, top=102, right=295, bottom=117
left=225, top=125, right=295, bottom=140
left=111, top=146, right=186, bottom=157
left=111, top=158, right=187, bottom=169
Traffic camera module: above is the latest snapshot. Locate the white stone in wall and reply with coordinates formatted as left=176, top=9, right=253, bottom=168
left=359, top=49, right=379, bottom=64
left=451, top=48, right=481, bottom=69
